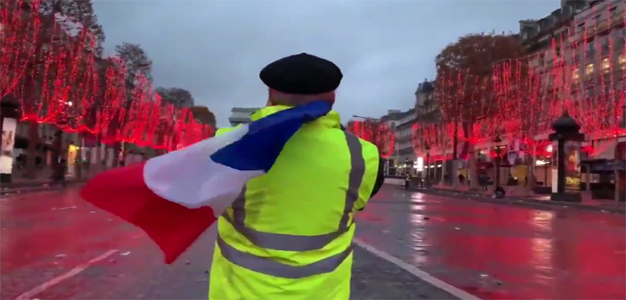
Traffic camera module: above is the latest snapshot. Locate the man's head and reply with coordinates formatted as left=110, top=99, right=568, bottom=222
left=260, top=53, right=342, bottom=107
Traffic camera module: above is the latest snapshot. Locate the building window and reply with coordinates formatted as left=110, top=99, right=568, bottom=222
left=602, top=58, right=610, bottom=72
left=577, top=23, right=585, bottom=33
left=620, top=54, right=626, bottom=69
left=592, top=15, right=601, bottom=26
left=585, top=63, right=594, bottom=75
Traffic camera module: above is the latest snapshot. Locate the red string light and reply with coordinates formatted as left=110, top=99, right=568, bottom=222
left=430, top=13, right=626, bottom=158
left=347, top=120, right=395, bottom=158
left=0, top=0, right=215, bottom=151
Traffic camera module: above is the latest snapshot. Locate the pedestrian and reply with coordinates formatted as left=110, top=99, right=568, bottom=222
left=207, top=53, right=385, bottom=299
left=479, top=173, right=488, bottom=190
left=405, top=172, right=412, bottom=190
left=53, top=158, right=67, bottom=187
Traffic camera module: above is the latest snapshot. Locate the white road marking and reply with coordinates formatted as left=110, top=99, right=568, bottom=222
left=354, top=239, right=482, bottom=300
left=14, top=249, right=119, bottom=300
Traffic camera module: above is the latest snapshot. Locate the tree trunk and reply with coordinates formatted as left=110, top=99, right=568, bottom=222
left=451, top=122, right=459, bottom=189
left=112, top=142, right=122, bottom=167
left=466, top=122, right=479, bottom=191
left=102, top=144, right=109, bottom=167
left=75, top=136, right=83, bottom=180
left=23, top=120, right=39, bottom=179
left=94, top=136, right=101, bottom=169
left=51, top=129, right=63, bottom=171
left=525, top=145, right=536, bottom=196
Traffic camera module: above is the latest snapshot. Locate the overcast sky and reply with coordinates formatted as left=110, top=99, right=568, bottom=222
left=93, top=0, right=559, bottom=127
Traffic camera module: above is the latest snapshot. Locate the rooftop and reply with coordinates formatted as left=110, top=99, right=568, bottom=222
left=231, top=107, right=260, bottom=113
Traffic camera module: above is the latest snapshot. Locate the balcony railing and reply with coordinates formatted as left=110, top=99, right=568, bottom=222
left=569, top=10, right=626, bottom=43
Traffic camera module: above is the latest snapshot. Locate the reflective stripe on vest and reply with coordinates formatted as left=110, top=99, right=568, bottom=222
left=222, top=131, right=365, bottom=251
left=217, top=235, right=354, bottom=279
left=216, top=131, right=366, bottom=278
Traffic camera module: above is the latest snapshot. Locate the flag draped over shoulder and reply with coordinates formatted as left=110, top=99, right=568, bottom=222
left=80, top=101, right=332, bottom=264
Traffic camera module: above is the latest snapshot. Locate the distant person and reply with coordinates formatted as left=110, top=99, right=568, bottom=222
left=479, top=173, right=489, bottom=190
left=405, top=173, right=412, bottom=190
left=53, top=159, right=67, bottom=187
left=458, top=173, right=465, bottom=185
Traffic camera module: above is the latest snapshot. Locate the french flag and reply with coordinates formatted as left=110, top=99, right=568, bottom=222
left=80, top=101, right=332, bottom=264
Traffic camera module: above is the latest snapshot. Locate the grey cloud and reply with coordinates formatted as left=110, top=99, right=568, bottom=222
left=93, top=0, right=559, bottom=127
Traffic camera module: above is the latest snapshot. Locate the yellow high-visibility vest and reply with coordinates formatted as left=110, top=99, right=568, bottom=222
left=209, top=105, right=379, bottom=300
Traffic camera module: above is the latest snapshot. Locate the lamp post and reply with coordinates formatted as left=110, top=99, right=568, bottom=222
left=493, top=136, right=505, bottom=189
left=425, top=144, right=431, bottom=186
left=616, top=104, right=626, bottom=202
left=549, top=111, right=585, bottom=202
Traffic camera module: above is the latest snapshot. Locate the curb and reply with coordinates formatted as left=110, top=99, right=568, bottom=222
left=386, top=184, right=625, bottom=214
left=421, top=187, right=625, bottom=214
left=1, top=181, right=86, bottom=196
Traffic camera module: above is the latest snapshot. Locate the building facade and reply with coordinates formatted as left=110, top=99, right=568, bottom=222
left=413, top=79, right=446, bottom=180
left=394, top=108, right=417, bottom=175
left=517, top=0, right=626, bottom=189
left=228, top=107, right=260, bottom=126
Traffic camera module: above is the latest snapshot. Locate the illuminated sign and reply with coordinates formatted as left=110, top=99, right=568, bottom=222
left=416, top=157, right=424, bottom=172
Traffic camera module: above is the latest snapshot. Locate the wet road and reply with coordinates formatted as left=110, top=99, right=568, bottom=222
left=1, top=186, right=624, bottom=300
left=356, top=186, right=626, bottom=300
left=0, top=188, right=459, bottom=300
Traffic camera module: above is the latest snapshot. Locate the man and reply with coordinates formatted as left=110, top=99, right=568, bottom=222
left=405, top=172, right=412, bottom=190
left=209, top=53, right=384, bottom=299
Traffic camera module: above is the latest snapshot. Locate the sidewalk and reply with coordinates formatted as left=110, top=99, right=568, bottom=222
left=0, top=166, right=106, bottom=195
left=422, top=184, right=625, bottom=214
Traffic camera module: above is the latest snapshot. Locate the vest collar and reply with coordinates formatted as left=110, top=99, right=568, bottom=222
left=251, top=105, right=342, bottom=129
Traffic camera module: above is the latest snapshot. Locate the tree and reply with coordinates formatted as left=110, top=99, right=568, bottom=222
left=115, top=43, right=152, bottom=82
left=155, top=87, right=195, bottom=108
left=346, top=120, right=394, bottom=158
left=435, top=32, right=526, bottom=190
left=111, top=42, right=152, bottom=166
left=39, top=0, right=105, bottom=55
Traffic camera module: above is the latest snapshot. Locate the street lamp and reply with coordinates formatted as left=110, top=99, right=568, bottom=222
left=493, top=136, right=505, bottom=189
left=425, top=144, right=431, bottom=186
left=352, top=115, right=380, bottom=121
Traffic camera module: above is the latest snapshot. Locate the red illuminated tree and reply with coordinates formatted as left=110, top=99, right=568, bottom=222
left=436, top=32, right=526, bottom=189
left=347, top=120, right=394, bottom=158
left=109, top=42, right=152, bottom=166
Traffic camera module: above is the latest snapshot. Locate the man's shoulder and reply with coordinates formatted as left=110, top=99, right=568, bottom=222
left=349, top=134, right=380, bottom=157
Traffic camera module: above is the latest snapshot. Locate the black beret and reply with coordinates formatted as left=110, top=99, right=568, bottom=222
left=260, top=53, right=343, bottom=95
